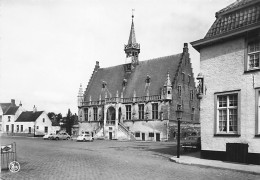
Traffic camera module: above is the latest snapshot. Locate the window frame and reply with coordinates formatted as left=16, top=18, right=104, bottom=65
left=255, top=88, right=260, bottom=136
left=152, top=103, right=158, bottom=119
left=245, top=35, right=260, bottom=72
left=138, top=104, right=144, bottom=120
left=135, top=132, right=140, bottom=137
left=190, top=90, right=194, bottom=101
left=191, top=107, right=195, bottom=121
left=177, top=85, right=182, bottom=97
left=214, top=90, right=241, bottom=136
left=21, top=125, right=23, bottom=132
left=148, top=132, right=154, bottom=137
left=84, top=108, right=88, bottom=121
left=126, top=105, right=131, bottom=120
left=93, top=107, right=98, bottom=121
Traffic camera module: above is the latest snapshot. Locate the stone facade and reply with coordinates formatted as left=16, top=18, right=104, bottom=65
left=78, top=15, right=199, bottom=141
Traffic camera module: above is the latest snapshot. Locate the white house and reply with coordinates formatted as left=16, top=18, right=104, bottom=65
left=0, top=99, right=24, bottom=133
left=15, top=106, right=60, bottom=136
left=191, top=0, right=260, bottom=165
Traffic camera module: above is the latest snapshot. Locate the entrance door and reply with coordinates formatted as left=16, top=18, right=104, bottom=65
left=156, top=133, right=160, bottom=141
left=29, top=127, right=31, bottom=134
left=11, top=124, right=14, bottom=133
left=109, top=132, right=112, bottom=140
left=142, top=133, right=145, bottom=141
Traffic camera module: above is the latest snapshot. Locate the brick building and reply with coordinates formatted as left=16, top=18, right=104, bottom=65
left=78, top=15, right=199, bottom=141
left=191, top=0, right=260, bottom=164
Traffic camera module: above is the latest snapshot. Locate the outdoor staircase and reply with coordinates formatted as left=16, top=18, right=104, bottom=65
left=118, top=122, right=136, bottom=141
left=94, top=125, right=105, bottom=139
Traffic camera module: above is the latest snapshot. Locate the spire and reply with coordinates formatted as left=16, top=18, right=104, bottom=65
left=78, top=84, right=84, bottom=107
left=128, top=13, right=137, bottom=45
left=124, top=9, right=140, bottom=67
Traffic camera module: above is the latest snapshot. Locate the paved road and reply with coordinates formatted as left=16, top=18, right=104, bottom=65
left=1, top=136, right=260, bottom=180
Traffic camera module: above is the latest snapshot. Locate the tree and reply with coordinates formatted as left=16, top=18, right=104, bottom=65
left=66, top=109, right=73, bottom=135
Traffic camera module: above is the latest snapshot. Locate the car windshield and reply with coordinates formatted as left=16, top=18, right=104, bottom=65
left=188, top=136, right=199, bottom=140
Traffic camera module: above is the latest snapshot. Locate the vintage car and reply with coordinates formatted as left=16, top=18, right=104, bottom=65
left=43, top=133, right=55, bottom=140
left=181, top=136, right=201, bottom=151
left=76, top=134, right=94, bottom=142
left=51, top=132, right=71, bottom=140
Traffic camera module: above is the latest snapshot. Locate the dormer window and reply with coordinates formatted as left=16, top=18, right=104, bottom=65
left=145, top=75, right=151, bottom=83
left=122, top=79, right=127, bottom=87
left=102, top=81, right=107, bottom=88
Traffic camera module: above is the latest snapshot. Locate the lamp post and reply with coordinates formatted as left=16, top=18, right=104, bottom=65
left=176, top=105, right=183, bottom=158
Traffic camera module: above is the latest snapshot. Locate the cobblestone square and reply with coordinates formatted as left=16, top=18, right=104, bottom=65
left=1, top=136, right=259, bottom=180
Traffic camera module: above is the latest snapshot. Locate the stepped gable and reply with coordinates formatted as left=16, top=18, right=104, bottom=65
left=16, top=111, right=43, bottom=122
left=4, top=106, right=19, bottom=115
left=124, top=54, right=182, bottom=98
left=84, top=53, right=182, bottom=101
left=205, top=0, right=260, bottom=39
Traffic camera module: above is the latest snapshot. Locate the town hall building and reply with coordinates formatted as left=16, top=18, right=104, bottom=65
left=77, top=14, right=199, bottom=141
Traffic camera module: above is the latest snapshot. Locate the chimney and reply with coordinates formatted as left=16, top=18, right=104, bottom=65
left=94, top=61, right=100, bottom=71
left=183, top=43, right=188, bottom=53
left=11, top=99, right=15, bottom=106
left=33, top=105, right=37, bottom=113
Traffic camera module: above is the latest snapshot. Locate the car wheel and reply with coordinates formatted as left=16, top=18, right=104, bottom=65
left=48, top=137, right=51, bottom=140
left=66, top=137, right=70, bottom=140
left=55, top=137, right=59, bottom=140
left=83, top=138, right=86, bottom=142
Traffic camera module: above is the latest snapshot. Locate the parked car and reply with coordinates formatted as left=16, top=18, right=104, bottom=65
left=181, top=136, right=201, bottom=151
left=76, top=134, right=94, bottom=142
left=52, top=132, right=71, bottom=140
left=43, top=133, right=55, bottom=140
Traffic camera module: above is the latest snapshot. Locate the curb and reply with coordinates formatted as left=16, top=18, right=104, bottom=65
left=169, top=157, right=260, bottom=175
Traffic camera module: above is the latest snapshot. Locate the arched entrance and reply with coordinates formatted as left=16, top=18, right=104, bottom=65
left=107, top=106, right=116, bottom=125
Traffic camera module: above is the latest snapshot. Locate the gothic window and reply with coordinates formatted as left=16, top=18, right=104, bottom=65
left=182, top=72, right=185, bottom=81
left=178, top=85, right=182, bottom=97
left=84, top=108, right=88, bottom=121
left=191, top=107, right=195, bottom=121
left=93, top=107, right=98, bottom=121
left=190, top=90, right=194, bottom=101
left=152, top=103, right=158, bottom=119
left=138, top=104, right=144, bottom=120
left=126, top=105, right=131, bottom=120
left=188, top=75, right=191, bottom=84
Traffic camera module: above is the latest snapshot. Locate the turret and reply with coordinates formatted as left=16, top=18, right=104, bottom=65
left=124, top=11, right=140, bottom=68
left=163, top=72, right=172, bottom=101
left=78, top=84, right=84, bottom=107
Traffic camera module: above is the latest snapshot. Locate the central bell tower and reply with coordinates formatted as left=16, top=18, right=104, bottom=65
left=124, top=11, right=140, bottom=67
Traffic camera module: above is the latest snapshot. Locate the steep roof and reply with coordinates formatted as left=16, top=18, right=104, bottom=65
left=84, top=53, right=183, bottom=101
left=0, top=103, right=12, bottom=114
left=16, top=111, right=43, bottom=122
left=4, top=106, right=19, bottom=115
left=191, top=0, right=260, bottom=51
left=205, top=0, right=260, bottom=39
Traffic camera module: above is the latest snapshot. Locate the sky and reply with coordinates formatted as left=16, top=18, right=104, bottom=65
left=0, top=0, right=235, bottom=116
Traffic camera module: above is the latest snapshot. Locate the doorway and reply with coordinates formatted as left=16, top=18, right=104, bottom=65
left=29, top=127, right=31, bottom=134
left=109, top=132, right=113, bottom=140
left=11, top=124, right=14, bottom=133
left=142, top=133, right=145, bottom=141
left=156, top=133, right=160, bottom=141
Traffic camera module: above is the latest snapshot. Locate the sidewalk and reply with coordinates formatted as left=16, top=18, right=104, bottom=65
left=170, top=152, right=260, bottom=175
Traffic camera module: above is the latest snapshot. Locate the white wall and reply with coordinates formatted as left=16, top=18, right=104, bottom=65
left=200, top=37, right=260, bottom=153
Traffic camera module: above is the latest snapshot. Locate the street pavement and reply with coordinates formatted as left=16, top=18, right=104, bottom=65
left=1, top=136, right=260, bottom=180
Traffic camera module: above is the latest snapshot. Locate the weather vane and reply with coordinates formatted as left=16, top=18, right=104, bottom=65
left=132, top=9, right=135, bottom=18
